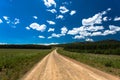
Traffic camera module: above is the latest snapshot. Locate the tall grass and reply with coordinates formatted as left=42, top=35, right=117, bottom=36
left=58, top=48, right=120, bottom=77
left=0, top=49, right=51, bottom=80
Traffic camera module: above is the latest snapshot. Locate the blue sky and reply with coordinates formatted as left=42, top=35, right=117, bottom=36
left=0, top=0, right=120, bottom=44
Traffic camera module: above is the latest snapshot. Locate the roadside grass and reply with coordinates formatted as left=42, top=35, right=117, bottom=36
left=58, top=48, right=120, bottom=77
left=0, top=49, right=51, bottom=80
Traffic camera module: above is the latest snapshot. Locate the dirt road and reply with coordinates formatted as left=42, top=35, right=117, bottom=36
left=21, top=49, right=120, bottom=80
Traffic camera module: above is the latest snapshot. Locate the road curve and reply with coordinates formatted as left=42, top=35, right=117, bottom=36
left=21, top=49, right=120, bottom=80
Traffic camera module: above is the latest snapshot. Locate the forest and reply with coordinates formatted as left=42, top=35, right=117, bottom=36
left=0, top=44, right=52, bottom=49
left=59, top=40, right=120, bottom=55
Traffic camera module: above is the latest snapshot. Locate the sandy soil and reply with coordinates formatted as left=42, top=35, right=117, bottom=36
left=21, top=49, right=120, bottom=80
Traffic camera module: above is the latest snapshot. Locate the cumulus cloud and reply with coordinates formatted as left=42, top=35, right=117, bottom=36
left=82, top=8, right=111, bottom=26
left=114, top=17, right=120, bottom=21
left=67, top=24, right=120, bottom=40
left=61, top=26, right=68, bottom=34
left=68, top=28, right=79, bottom=35
left=85, top=38, right=94, bottom=42
left=43, top=0, right=56, bottom=8
left=48, top=33, right=61, bottom=39
left=48, top=28, right=55, bottom=32
left=33, top=16, right=38, bottom=19
left=90, top=25, right=120, bottom=36
left=38, top=35, right=45, bottom=39
left=3, top=16, right=10, bottom=24
left=103, top=30, right=116, bottom=36
left=47, top=9, right=57, bottom=13
left=82, top=13, right=103, bottom=26
left=109, top=25, right=120, bottom=32
left=56, top=15, right=64, bottom=19
left=67, top=8, right=116, bottom=40
left=68, top=26, right=104, bottom=36
left=103, top=17, right=108, bottom=21
left=60, top=6, right=69, bottom=14
left=70, top=10, right=76, bottom=16
left=91, top=32, right=102, bottom=36
left=26, top=27, right=30, bottom=30
left=3, top=16, right=20, bottom=27
left=48, top=26, right=68, bottom=39
left=13, top=18, right=20, bottom=25
left=3, top=16, right=9, bottom=21
left=68, top=25, right=120, bottom=38
left=28, top=23, right=47, bottom=32
left=44, top=43, right=59, bottom=45
left=74, top=35, right=85, bottom=39
left=86, top=26, right=104, bottom=31
left=47, top=20, right=56, bottom=25
left=0, top=19, right=3, bottom=23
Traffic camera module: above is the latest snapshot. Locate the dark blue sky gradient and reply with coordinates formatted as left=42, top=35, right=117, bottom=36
left=0, top=0, right=120, bottom=44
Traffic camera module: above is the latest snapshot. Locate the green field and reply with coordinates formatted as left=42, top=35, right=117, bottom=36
left=0, top=49, right=51, bottom=80
left=58, top=48, right=120, bottom=77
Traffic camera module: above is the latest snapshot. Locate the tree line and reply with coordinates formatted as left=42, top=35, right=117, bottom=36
left=59, top=40, right=120, bottom=55
left=0, top=45, right=52, bottom=49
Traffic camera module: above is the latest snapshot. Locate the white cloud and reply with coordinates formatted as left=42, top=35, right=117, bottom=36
left=29, top=23, right=47, bottom=32
left=70, top=10, right=76, bottom=16
left=48, top=27, right=68, bottom=39
left=107, top=8, right=111, bottom=11
left=68, top=26, right=104, bottom=36
left=56, top=15, right=64, bottom=19
left=91, top=32, right=102, bottom=36
left=60, top=6, right=69, bottom=14
left=103, top=17, right=108, bottom=21
left=47, top=20, right=56, bottom=25
left=48, top=33, right=61, bottom=39
left=79, top=31, right=91, bottom=37
left=82, top=13, right=103, bottom=26
left=3, top=16, right=20, bottom=27
left=114, top=17, right=120, bottom=21
left=43, top=43, right=59, bottom=45
left=52, top=33, right=61, bottom=38
left=61, top=26, right=68, bottom=34
left=26, top=27, right=30, bottom=30
left=43, top=0, right=56, bottom=8
left=68, top=27, right=84, bottom=35
left=48, top=28, right=55, bottom=32
left=74, top=35, right=85, bottom=39
left=0, top=19, right=3, bottom=23
left=85, top=38, right=94, bottom=42
left=67, top=8, right=120, bottom=40
left=103, top=30, right=116, bottom=36
left=38, top=35, right=45, bottom=39
left=3, top=16, right=9, bottom=20
left=68, top=25, right=104, bottom=40
left=33, top=16, right=38, bottom=19
left=13, top=18, right=20, bottom=25
left=109, top=25, right=120, bottom=32
left=48, top=36, right=52, bottom=39
left=82, top=8, right=110, bottom=26
left=3, top=16, right=10, bottom=24
left=98, top=25, right=120, bottom=36
left=86, top=26, right=104, bottom=31
left=47, top=9, right=57, bottom=13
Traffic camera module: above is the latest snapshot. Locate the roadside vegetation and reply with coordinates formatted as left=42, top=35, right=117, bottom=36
left=58, top=48, right=120, bottom=77
left=0, top=49, right=51, bottom=80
